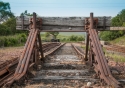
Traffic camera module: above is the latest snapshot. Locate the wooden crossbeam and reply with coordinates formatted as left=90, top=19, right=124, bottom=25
left=16, top=16, right=111, bottom=31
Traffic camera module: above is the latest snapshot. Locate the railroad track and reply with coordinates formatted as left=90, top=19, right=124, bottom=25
left=0, top=42, right=62, bottom=87
left=24, top=43, right=100, bottom=88
left=1, top=43, right=125, bottom=88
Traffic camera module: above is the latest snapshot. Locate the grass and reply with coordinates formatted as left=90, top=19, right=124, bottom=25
left=81, top=45, right=86, bottom=50
left=110, top=35, right=125, bottom=46
left=80, top=46, right=125, bottom=62
left=101, top=35, right=125, bottom=62
left=105, top=52, right=125, bottom=62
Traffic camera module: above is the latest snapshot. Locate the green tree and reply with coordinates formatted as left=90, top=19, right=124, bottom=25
left=45, top=32, right=59, bottom=39
left=0, top=1, right=14, bottom=22
left=0, top=24, right=12, bottom=35
left=69, top=35, right=77, bottom=41
left=111, top=16, right=122, bottom=26
left=3, top=17, right=16, bottom=34
left=100, top=9, right=125, bottom=41
left=45, top=32, right=50, bottom=37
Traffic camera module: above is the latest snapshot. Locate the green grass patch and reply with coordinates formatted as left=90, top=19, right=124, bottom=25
left=81, top=45, right=86, bottom=50
left=110, top=35, right=125, bottom=46
left=105, top=52, right=125, bottom=62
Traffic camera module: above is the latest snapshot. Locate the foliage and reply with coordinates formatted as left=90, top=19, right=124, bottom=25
left=0, top=24, right=12, bottom=35
left=0, top=1, right=14, bottom=22
left=0, top=33, right=27, bottom=47
left=3, top=17, right=16, bottom=33
left=0, top=17, right=27, bottom=35
left=68, top=35, right=84, bottom=41
left=45, top=32, right=59, bottom=39
left=20, top=10, right=33, bottom=16
left=99, top=30, right=125, bottom=41
left=100, top=9, right=125, bottom=41
left=41, top=33, right=85, bottom=42
left=111, top=9, right=125, bottom=27
left=44, top=32, right=50, bottom=37
left=60, top=35, right=85, bottom=42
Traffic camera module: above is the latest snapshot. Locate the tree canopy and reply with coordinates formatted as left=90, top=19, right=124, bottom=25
left=111, top=9, right=125, bottom=26
left=45, top=32, right=59, bottom=39
left=100, top=9, right=125, bottom=41
left=0, top=1, right=14, bottom=22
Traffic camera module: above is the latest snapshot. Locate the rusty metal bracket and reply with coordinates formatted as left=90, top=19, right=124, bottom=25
left=85, top=18, right=98, bottom=30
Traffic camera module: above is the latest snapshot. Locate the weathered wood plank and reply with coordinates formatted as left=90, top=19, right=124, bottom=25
left=16, top=16, right=111, bottom=31
left=16, top=26, right=110, bottom=31
left=16, top=17, right=111, bottom=26
left=42, top=26, right=85, bottom=32
left=41, top=17, right=111, bottom=26
left=43, top=63, right=86, bottom=67
left=32, top=76, right=93, bottom=80
left=16, top=16, right=29, bottom=25
left=110, top=27, right=125, bottom=30
left=38, top=70, right=89, bottom=73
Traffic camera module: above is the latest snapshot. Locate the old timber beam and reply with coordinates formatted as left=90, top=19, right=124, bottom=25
left=16, top=16, right=111, bottom=32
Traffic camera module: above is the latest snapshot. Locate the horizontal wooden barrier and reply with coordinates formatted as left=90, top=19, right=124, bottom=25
left=16, top=16, right=111, bottom=31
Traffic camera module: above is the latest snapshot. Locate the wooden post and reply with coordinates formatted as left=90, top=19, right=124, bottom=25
left=33, top=12, right=36, bottom=30
left=85, top=32, right=87, bottom=44
left=38, top=31, right=44, bottom=60
left=85, top=13, right=94, bottom=61
left=85, top=33, right=89, bottom=61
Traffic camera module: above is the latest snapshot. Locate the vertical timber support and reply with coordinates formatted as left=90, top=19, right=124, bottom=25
left=85, top=13, right=94, bottom=61
left=88, top=13, right=94, bottom=65
left=32, top=12, right=44, bottom=64
left=33, top=12, right=39, bottom=66
left=90, top=13, right=94, bottom=30
left=85, top=33, right=89, bottom=61
left=38, top=31, right=44, bottom=61
left=35, top=39, right=39, bottom=65
left=33, top=12, right=36, bottom=30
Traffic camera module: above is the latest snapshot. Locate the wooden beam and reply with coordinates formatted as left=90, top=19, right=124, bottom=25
left=41, top=17, right=111, bottom=26
left=110, top=27, right=125, bottom=30
left=41, top=26, right=85, bottom=32
left=16, top=16, right=111, bottom=31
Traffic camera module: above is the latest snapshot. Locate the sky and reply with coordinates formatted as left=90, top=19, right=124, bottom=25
left=1, top=0, right=125, bottom=17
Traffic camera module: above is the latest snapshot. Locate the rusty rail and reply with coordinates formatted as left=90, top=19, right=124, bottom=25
left=85, top=13, right=121, bottom=88
left=3, top=13, right=64, bottom=87
left=71, top=44, right=85, bottom=61
left=0, top=43, right=61, bottom=87
left=0, top=58, right=18, bottom=86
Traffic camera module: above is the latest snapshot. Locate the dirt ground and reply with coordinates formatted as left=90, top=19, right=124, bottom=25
left=0, top=46, right=23, bottom=63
